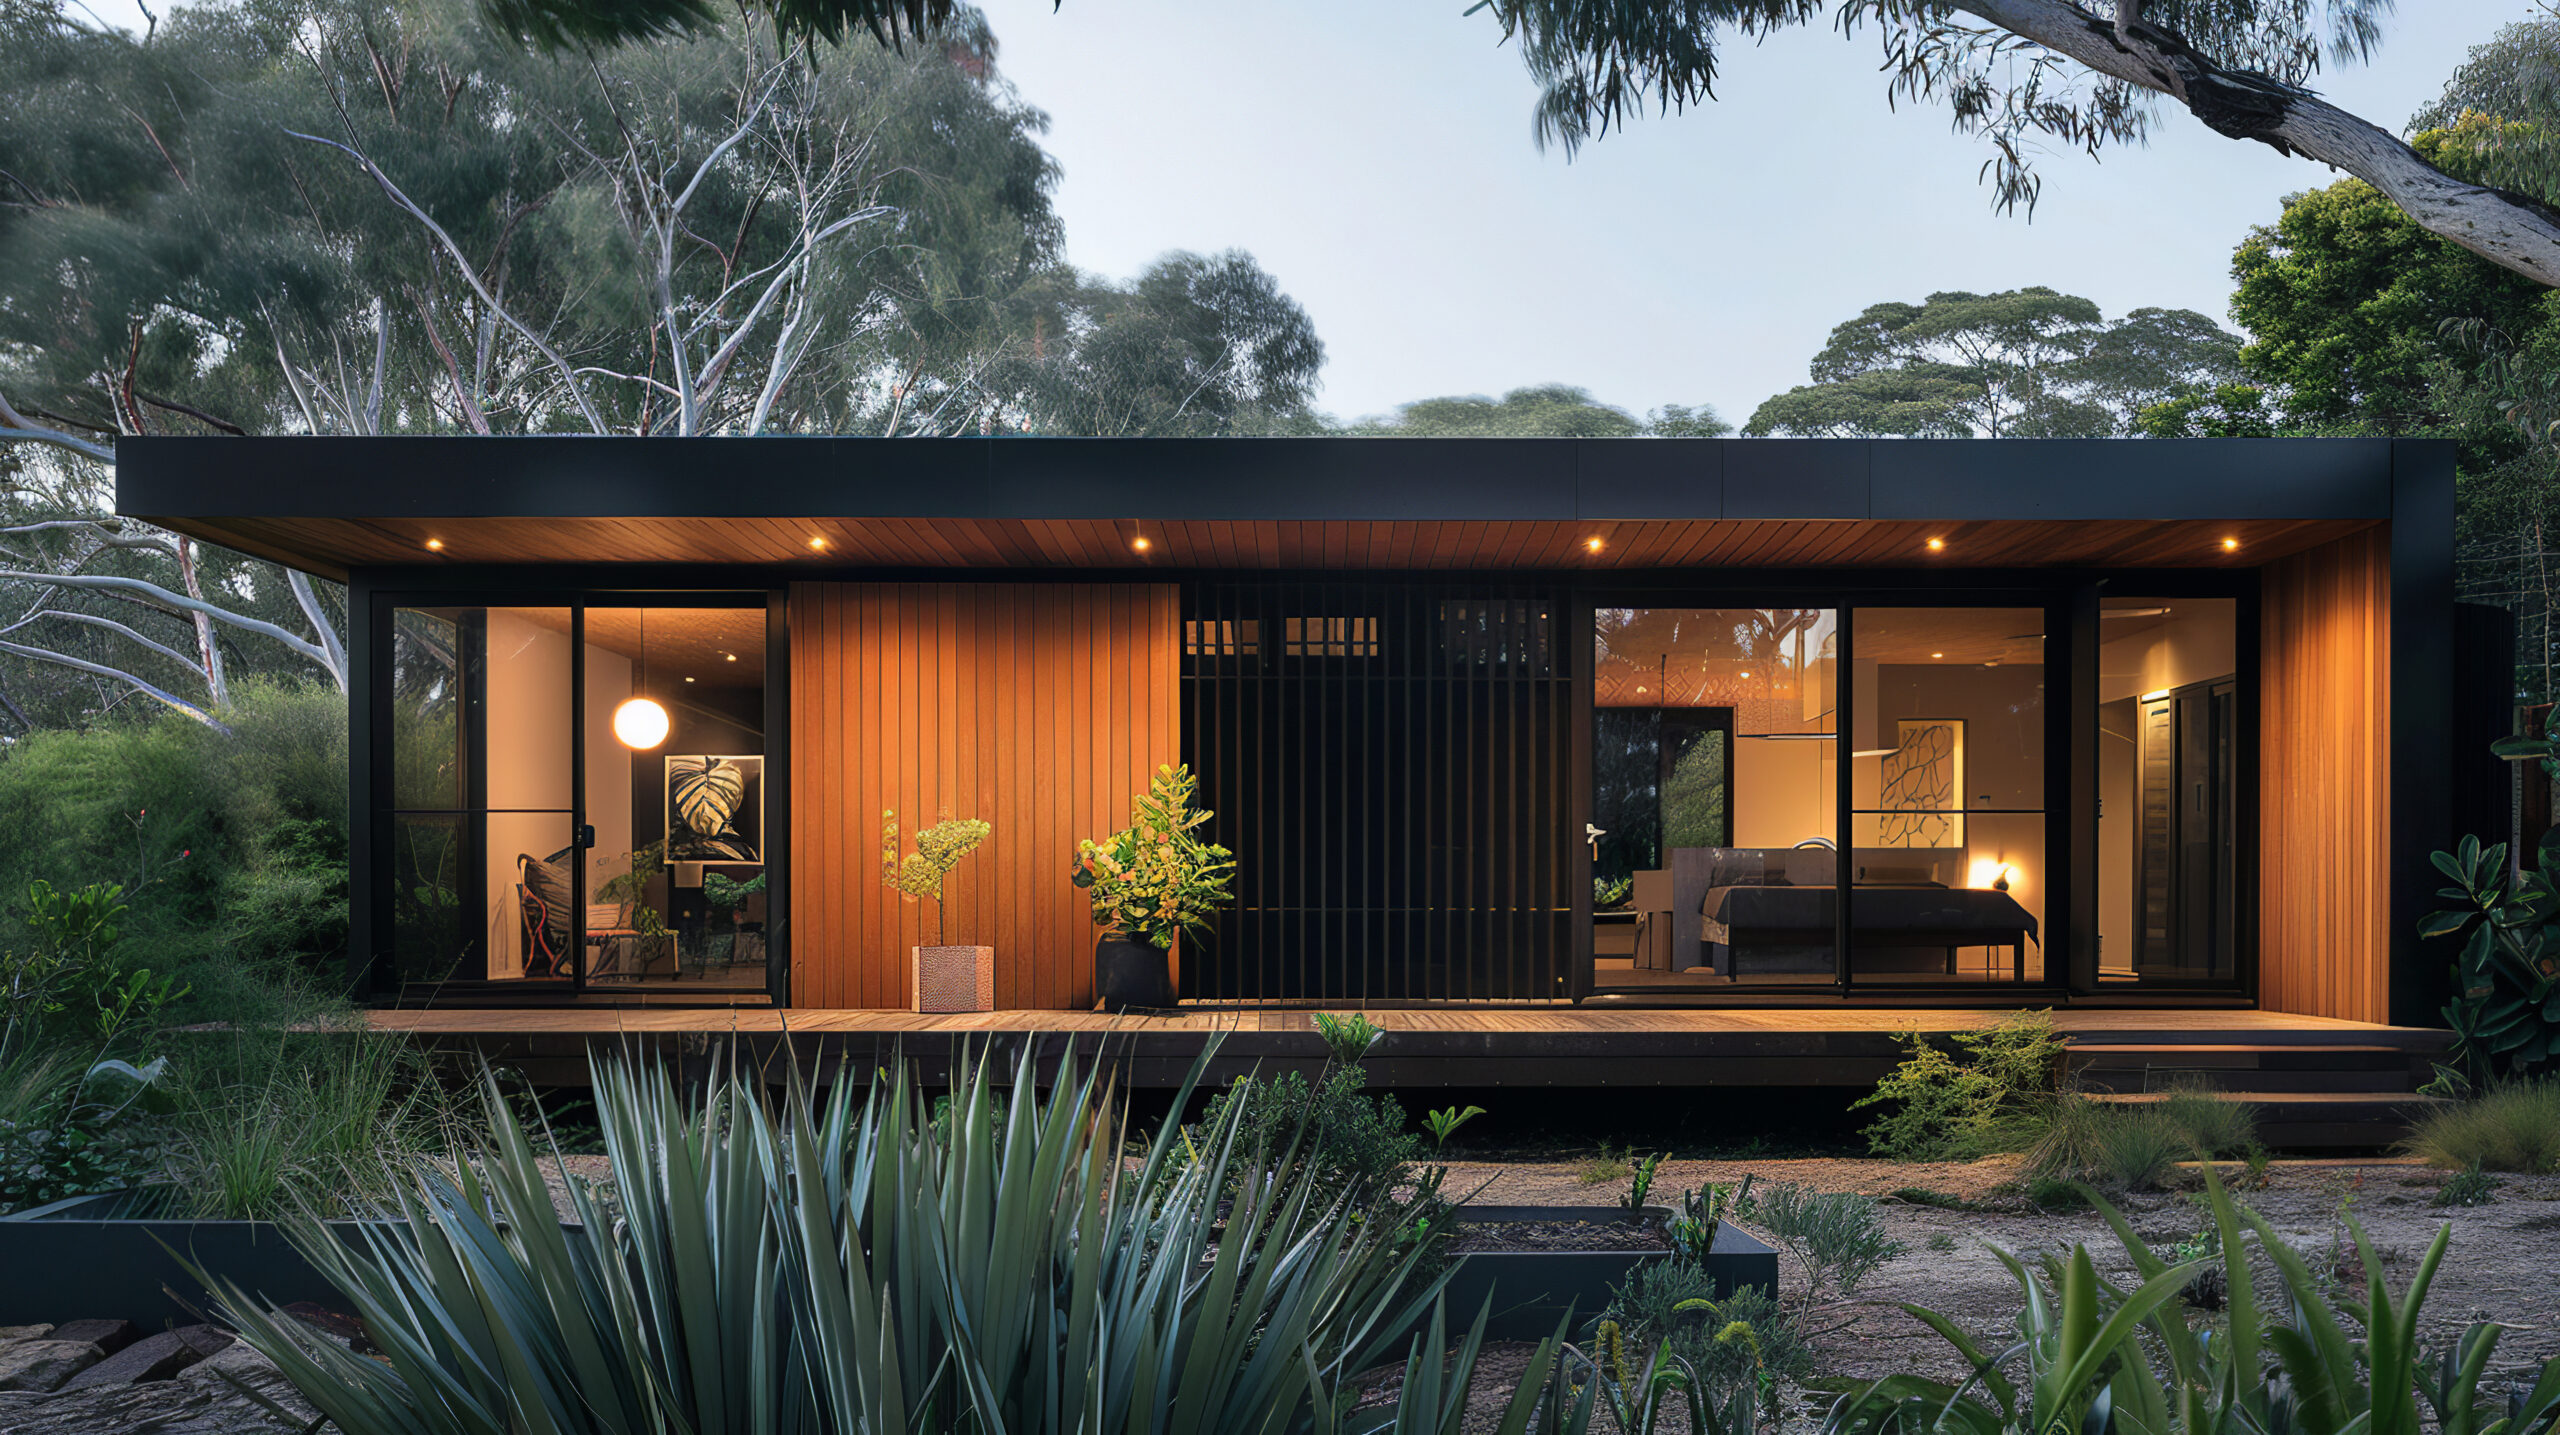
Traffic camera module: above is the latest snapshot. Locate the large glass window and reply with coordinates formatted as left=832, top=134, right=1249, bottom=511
left=381, top=600, right=770, bottom=996
left=1847, top=607, right=2047, bottom=986
left=2096, top=598, right=2238, bottom=983
left=1593, top=607, right=1837, bottom=987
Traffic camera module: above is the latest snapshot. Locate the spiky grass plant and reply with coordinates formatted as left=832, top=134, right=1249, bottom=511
left=211, top=1040, right=1454, bottom=1434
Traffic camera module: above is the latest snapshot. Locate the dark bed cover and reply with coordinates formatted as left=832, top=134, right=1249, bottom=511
left=1700, top=884, right=2038, bottom=945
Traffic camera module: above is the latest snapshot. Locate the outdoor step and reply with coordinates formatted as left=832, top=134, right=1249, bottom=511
left=2070, top=1067, right=2412, bottom=1094
left=2064, top=1043, right=2417, bottom=1070
left=2087, top=1089, right=2449, bottom=1150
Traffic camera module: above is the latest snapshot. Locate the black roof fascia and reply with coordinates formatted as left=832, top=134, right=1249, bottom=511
left=115, top=435, right=2412, bottom=524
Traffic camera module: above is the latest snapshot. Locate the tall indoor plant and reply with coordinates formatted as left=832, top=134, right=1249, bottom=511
left=882, top=811, right=994, bottom=1012
left=1073, top=764, right=1234, bottom=1011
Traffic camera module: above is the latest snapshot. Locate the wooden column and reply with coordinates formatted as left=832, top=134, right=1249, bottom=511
left=2258, top=529, right=2391, bottom=1022
left=788, top=583, right=1181, bottom=1009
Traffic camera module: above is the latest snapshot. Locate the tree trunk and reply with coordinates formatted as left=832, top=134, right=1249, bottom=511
left=1960, top=0, right=2560, bottom=287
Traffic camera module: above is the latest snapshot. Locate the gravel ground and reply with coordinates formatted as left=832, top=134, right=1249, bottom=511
left=1373, top=1156, right=2560, bottom=1430
left=1446, top=1218, right=1669, bottom=1254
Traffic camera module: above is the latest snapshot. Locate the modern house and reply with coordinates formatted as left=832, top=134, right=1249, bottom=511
left=118, top=436, right=2497, bottom=1036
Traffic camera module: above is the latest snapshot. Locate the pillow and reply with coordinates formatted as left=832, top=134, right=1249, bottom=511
left=518, top=848, right=575, bottom=966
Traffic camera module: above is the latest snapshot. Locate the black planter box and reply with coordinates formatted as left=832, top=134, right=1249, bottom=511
left=1436, top=1205, right=1779, bottom=1342
left=0, top=1201, right=387, bottom=1328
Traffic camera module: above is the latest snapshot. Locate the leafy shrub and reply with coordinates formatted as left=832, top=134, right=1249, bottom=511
left=1852, top=1012, right=2068, bottom=1160
left=1738, top=1183, right=1907, bottom=1299
left=1199, top=1063, right=1421, bottom=1204
left=1600, top=1261, right=1808, bottom=1394
left=2420, top=833, right=2560, bottom=1083
left=2403, top=1079, right=2560, bottom=1173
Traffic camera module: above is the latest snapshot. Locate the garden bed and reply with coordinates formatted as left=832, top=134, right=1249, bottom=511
left=1437, top=1203, right=1777, bottom=1341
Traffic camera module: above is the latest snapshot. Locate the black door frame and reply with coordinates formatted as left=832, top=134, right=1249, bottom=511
left=358, top=583, right=784, bottom=1003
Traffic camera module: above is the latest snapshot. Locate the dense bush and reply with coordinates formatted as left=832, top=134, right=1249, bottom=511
left=0, top=680, right=352, bottom=1027
left=2403, top=1079, right=2560, bottom=1173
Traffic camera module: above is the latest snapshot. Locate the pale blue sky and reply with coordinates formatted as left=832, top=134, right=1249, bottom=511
left=85, top=0, right=2542, bottom=426
left=977, top=0, right=2532, bottom=427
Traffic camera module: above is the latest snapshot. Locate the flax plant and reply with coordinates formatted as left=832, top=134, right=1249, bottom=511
left=209, top=1039, right=1456, bottom=1435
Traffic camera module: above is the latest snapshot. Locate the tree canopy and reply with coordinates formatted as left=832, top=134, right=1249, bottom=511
left=1348, top=385, right=1728, bottom=438
left=1745, top=288, right=2241, bottom=437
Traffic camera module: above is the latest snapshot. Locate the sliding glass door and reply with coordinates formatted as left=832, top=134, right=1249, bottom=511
left=1844, top=605, right=2050, bottom=988
left=375, top=594, right=776, bottom=1000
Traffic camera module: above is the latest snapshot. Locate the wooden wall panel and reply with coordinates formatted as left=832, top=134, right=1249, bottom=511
left=788, top=583, right=1180, bottom=1009
left=2259, top=529, right=2391, bottom=1023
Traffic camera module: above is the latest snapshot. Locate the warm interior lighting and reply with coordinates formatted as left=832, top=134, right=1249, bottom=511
left=613, top=697, right=671, bottom=750
left=683, top=676, right=696, bottom=683
left=423, top=537, right=444, bottom=551
left=1930, top=651, right=1944, bottom=659
left=1738, top=670, right=1752, bottom=679
left=1968, top=857, right=2017, bottom=892
left=1132, top=535, right=1152, bottom=552
left=807, top=535, right=828, bottom=551
left=724, top=652, right=737, bottom=662
left=1925, top=536, right=1946, bottom=552
left=2220, top=536, right=2241, bottom=552
left=1584, top=536, right=1606, bottom=553
left=1851, top=747, right=1898, bottom=758
left=2139, top=688, right=2172, bottom=703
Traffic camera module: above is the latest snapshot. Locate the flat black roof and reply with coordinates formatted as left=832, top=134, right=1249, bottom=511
left=117, top=435, right=2433, bottom=524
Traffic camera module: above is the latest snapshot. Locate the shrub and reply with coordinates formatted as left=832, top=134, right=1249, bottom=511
left=1739, top=1183, right=1907, bottom=1299
left=170, top=1033, right=450, bottom=1219
left=1852, top=1011, right=2068, bottom=1161
left=2403, top=1080, right=2560, bottom=1174
left=1601, top=1262, right=1808, bottom=1390
left=2027, top=1089, right=2250, bottom=1192
left=1198, top=1063, right=1421, bottom=1204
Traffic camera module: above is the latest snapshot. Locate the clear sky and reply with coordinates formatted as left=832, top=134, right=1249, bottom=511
left=975, top=0, right=2532, bottom=428
left=78, top=0, right=2542, bottom=427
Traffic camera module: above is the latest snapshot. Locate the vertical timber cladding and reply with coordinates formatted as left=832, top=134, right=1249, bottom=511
left=788, top=583, right=1181, bottom=1009
left=2258, top=529, right=2390, bottom=1023
left=1182, top=579, right=1576, bottom=1002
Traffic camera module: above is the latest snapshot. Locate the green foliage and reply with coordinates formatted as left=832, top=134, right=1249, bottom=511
left=2135, top=382, right=2281, bottom=437
left=2404, top=1079, right=2560, bottom=1173
left=1600, top=1262, right=1805, bottom=1428
left=701, top=869, right=768, bottom=911
left=1422, top=1104, right=1484, bottom=1150
left=1576, top=1142, right=1637, bottom=1186
left=1622, top=1150, right=1664, bottom=1214
left=1071, top=763, right=1235, bottom=950
left=221, top=1044, right=1453, bottom=1435
left=1821, top=1169, right=2560, bottom=1435
left=1594, top=874, right=1633, bottom=909
left=2231, top=142, right=2556, bottom=436
left=1666, top=1175, right=1751, bottom=1266
left=880, top=809, right=992, bottom=946
left=1007, top=250, right=1328, bottom=437
left=1348, top=384, right=1729, bottom=439
left=2434, top=1163, right=2505, bottom=1208
left=2027, top=1090, right=2256, bottom=1192
left=172, top=1035, right=448, bottom=1219
left=1744, top=291, right=2242, bottom=438
left=1738, top=1183, right=1906, bottom=1300
left=1313, top=1011, right=1388, bottom=1068
left=1852, top=1011, right=2068, bottom=1161
left=2421, top=833, right=2560, bottom=1083
left=1199, top=1063, right=1429, bottom=1213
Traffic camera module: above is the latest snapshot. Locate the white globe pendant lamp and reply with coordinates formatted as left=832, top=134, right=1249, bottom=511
left=613, top=696, right=671, bottom=750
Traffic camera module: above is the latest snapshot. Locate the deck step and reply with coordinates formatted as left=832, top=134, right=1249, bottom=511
left=2065, top=1043, right=2423, bottom=1095
left=2086, top=1089, right=2447, bottom=1149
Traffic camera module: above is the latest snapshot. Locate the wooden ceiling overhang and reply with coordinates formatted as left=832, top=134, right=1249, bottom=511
left=116, top=435, right=2434, bottom=582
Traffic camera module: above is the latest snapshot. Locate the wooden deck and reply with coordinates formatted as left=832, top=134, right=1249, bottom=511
left=368, top=1005, right=2449, bottom=1095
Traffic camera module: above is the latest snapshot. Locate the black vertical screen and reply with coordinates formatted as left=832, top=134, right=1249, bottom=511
left=1181, top=580, right=1575, bottom=1002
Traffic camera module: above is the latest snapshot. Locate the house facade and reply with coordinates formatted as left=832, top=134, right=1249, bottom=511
left=118, top=436, right=2490, bottom=1026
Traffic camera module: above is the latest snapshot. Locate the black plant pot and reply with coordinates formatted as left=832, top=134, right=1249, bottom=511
left=1094, top=937, right=1173, bottom=1012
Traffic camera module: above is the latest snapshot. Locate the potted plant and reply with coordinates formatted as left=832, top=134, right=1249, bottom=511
left=701, top=869, right=767, bottom=970
left=881, top=811, right=993, bottom=1012
left=1072, top=764, right=1235, bottom=1012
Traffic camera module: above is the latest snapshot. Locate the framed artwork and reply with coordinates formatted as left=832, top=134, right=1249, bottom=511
left=1877, top=718, right=1965, bottom=849
left=665, top=754, right=764, bottom=863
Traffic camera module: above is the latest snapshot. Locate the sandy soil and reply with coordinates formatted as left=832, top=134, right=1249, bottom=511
left=1391, top=1156, right=2560, bottom=1430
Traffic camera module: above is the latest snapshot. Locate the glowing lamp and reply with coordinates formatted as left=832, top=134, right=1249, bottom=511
left=613, top=697, right=671, bottom=750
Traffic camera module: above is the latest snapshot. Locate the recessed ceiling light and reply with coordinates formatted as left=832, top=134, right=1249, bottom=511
left=1584, top=536, right=1606, bottom=553
left=684, top=676, right=696, bottom=683
left=2220, top=536, right=2241, bottom=552
left=724, top=652, right=737, bottom=661
left=1132, top=535, right=1152, bottom=552
left=807, top=535, right=828, bottom=551
left=1931, top=652, right=1944, bottom=659
left=1925, top=537, right=1946, bottom=553
left=424, top=537, right=444, bottom=551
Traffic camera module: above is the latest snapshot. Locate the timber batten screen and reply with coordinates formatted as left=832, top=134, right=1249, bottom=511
left=1181, top=580, right=1579, bottom=1002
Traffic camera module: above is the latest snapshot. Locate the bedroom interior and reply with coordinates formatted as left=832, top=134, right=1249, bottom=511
left=1593, top=597, right=2236, bottom=991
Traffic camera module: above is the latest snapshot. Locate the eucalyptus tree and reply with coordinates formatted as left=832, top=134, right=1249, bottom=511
left=1745, top=288, right=2240, bottom=437
left=488, top=0, right=2560, bottom=293
left=1349, top=385, right=1730, bottom=437
left=0, top=0, right=1063, bottom=729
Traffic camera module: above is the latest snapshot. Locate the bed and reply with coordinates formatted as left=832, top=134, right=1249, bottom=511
left=1698, top=881, right=2039, bottom=979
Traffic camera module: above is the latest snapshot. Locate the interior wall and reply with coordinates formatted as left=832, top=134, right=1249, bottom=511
left=2261, top=529, right=2391, bottom=1022
left=584, top=647, right=633, bottom=910
left=788, top=582, right=1181, bottom=1009
left=482, top=609, right=572, bottom=980
left=2101, top=608, right=2237, bottom=704
left=2098, top=696, right=2137, bottom=974
left=1731, top=740, right=1833, bottom=848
